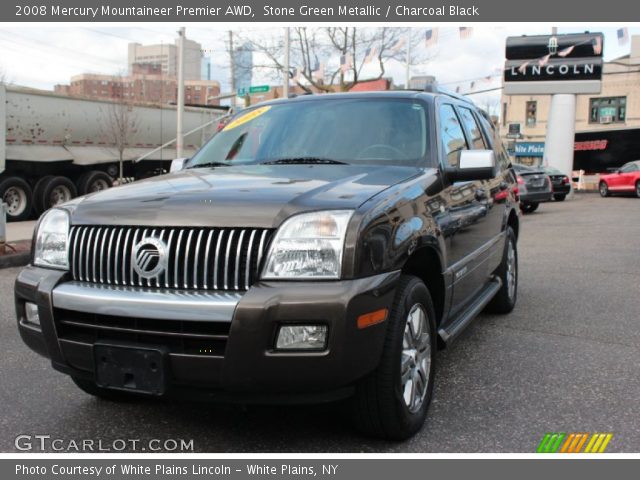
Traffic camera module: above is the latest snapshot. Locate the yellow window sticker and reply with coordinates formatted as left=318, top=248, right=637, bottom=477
left=223, top=106, right=271, bottom=131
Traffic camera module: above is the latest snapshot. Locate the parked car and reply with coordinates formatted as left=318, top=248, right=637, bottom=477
left=543, top=166, right=571, bottom=201
left=15, top=90, right=520, bottom=440
left=513, top=163, right=553, bottom=213
left=598, top=160, right=640, bottom=198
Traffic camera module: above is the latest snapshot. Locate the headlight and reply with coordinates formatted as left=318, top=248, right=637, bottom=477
left=33, top=209, right=70, bottom=270
left=262, top=210, right=354, bottom=279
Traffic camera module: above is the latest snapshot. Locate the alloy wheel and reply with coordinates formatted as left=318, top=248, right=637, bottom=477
left=401, top=304, right=431, bottom=414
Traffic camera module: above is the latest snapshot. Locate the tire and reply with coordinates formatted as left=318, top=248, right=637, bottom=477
left=485, top=227, right=518, bottom=314
left=40, top=176, right=77, bottom=212
left=72, top=377, right=140, bottom=401
left=520, top=202, right=538, bottom=214
left=599, top=181, right=610, bottom=197
left=0, top=176, right=33, bottom=222
left=636, top=181, right=640, bottom=199
left=32, top=175, right=55, bottom=217
left=352, top=275, right=437, bottom=440
left=554, top=194, right=566, bottom=202
left=76, top=170, right=113, bottom=196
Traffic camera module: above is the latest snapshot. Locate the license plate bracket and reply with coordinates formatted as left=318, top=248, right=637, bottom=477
left=93, top=343, right=168, bottom=395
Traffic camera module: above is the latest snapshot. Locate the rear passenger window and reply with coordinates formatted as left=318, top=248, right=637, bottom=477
left=439, top=104, right=468, bottom=167
left=458, top=107, right=487, bottom=149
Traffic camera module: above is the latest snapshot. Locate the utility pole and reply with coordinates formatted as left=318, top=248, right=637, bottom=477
left=228, top=30, right=236, bottom=106
left=405, top=33, right=411, bottom=89
left=283, top=27, right=290, bottom=98
left=176, top=27, right=185, bottom=158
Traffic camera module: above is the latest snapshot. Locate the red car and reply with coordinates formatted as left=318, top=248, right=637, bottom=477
left=599, top=160, right=640, bottom=198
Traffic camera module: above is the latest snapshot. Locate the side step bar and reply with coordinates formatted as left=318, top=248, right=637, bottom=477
left=438, top=277, right=502, bottom=344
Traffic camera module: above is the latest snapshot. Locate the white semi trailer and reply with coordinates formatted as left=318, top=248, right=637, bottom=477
left=1, top=84, right=224, bottom=221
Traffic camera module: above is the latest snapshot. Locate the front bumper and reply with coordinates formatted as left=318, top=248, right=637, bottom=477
left=15, top=265, right=400, bottom=402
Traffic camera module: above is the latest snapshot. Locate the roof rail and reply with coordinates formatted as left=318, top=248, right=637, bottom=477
left=423, top=82, right=475, bottom=105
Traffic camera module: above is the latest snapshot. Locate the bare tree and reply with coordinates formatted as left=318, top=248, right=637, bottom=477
left=101, top=80, right=139, bottom=183
left=242, top=27, right=435, bottom=93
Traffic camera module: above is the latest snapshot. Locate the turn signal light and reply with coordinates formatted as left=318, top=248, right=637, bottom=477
left=357, top=308, right=388, bottom=329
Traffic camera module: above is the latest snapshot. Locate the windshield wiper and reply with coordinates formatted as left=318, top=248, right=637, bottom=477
left=261, top=157, right=349, bottom=165
left=187, top=161, right=232, bottom=169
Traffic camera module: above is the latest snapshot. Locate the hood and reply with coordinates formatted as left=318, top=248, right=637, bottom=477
left=69, top=164, right=423, bottom=228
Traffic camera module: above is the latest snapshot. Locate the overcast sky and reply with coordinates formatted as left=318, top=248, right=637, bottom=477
left=0, top=25, right=637, bottom=113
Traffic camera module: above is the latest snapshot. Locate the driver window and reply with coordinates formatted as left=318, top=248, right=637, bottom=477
left=438, top=104, right=468, bottom=167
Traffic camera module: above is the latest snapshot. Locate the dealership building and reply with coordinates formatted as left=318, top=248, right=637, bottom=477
left=500, top=35, right=640, bottom=173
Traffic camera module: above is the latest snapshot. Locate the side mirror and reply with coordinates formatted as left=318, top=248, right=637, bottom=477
left=170, top=157, right=188, bottom=173
left=446, top=150, right=496, bottom=182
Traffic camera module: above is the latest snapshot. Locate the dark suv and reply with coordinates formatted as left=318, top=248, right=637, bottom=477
left=15, top=90, right=520, bottom=440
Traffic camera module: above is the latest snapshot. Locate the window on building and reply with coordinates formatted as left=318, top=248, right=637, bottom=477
left=590, top=97, right=626, bottom=124
left=439, top=104, right=469, bottom=167
left=526, top=101, right=537, bottom=127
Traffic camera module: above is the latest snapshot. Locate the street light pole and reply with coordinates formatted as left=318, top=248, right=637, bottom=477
left=229, top=30, right=236, bottom=106
left=176, top=27, right=185, bottom=158
left=283, top=27, right=290, bottom=98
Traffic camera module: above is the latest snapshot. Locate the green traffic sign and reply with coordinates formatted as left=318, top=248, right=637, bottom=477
left=249, top=85, right=270, bottom=93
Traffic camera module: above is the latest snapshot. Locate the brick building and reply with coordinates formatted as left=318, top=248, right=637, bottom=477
left=54, top=63, right=220, bottom=106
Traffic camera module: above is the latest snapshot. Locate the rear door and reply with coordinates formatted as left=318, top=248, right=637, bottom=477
left=436, top=101, right=495, bottom=314
left=620, top=163, right=639, bottom=190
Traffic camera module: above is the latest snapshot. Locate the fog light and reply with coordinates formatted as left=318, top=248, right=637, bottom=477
left=276, top=325, right=328, bottom=350
left=25, top=302, right=40, bottom=326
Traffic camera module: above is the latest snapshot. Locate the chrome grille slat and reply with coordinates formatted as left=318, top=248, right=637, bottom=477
left=244, top=230, right=257, bottom=291
left=183, top=229, right=195, bottom=289
left=234, top=230, right=246, bottom=290
left=193, top=230, right=204, bottom=288
left=223, top=230, right=235, bottom=290
left=68, top=226, right=272, bottom=292
left=203, top=230, right=214, bottom=290
left=174, top=229, right=185, bottom=289
left=113, top=228, right=124, bottom=285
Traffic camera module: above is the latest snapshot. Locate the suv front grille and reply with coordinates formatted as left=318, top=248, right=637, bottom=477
left=68, top=226, right=273, bottom=291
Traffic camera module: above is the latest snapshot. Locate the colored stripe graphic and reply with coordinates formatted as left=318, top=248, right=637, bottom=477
left=538, top=433, right=613, bottom=453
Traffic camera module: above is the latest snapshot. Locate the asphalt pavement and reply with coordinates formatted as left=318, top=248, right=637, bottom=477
left=1, top=194, right=639, bottom=452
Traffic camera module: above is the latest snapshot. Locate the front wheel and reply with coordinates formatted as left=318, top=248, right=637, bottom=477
left=636, top=181, right=640, bottom=198
left=352, top=275, right=436, bottom=440
left=485, top=227, right=518, bottom=314
left=599, top=181, right=610, bottom=197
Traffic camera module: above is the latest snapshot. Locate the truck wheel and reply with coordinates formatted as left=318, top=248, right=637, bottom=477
left=77, top=170, right=113, bottom=195
left=72, top=377, right=140, bottom=401
left=599, top=181, right=610, bottom=197
left=485, top=227, right=518, bottom=314
left=32, top=175, right=54, bottom=217
left=40, top=176, right=77, bottom=211
left=352, top=275, right=436, bottom=440
left=0, top=176, right=33, bottom=222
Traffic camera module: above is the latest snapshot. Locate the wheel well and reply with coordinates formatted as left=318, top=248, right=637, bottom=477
left=401, top=247, right=445, bottom=327
left=507, top=209, right=519, bottom=239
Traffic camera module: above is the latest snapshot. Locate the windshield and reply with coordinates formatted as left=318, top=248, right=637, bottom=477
left=188, top=98, right=429, bottom=168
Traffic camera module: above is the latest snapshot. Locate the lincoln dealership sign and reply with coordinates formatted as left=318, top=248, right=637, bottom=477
left=504, top=33, right=603, bottom=94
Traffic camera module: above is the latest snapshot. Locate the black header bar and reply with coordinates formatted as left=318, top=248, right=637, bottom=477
left=2, top=0, right=636, bottom=22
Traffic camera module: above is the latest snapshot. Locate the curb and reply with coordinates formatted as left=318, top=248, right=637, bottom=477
left=0, top=252, right=30, bottom=269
